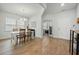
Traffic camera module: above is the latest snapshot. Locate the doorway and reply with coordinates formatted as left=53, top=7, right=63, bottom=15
left=42, top=20, right=52, bottom=36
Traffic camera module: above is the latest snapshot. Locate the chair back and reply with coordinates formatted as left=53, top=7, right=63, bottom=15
left=13, top=28, right=18, bottom=31
left=19, top=29, right=26, bottom=37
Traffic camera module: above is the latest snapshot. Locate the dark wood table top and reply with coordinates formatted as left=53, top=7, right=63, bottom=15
left=71, top=29, right=79, bottom=34
left=28, top=29, right=35, bottom=31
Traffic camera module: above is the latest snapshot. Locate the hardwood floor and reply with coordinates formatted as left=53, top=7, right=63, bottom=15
left=0, top=36, right=70, bottom=55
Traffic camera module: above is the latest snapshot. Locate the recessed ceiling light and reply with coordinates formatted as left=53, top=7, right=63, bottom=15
left=61, top=3, right=64, bottom=7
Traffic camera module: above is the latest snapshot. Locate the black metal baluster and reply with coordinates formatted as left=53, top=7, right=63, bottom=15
left=69, top=30, right=71, bottom=54
left=72, top=31, right=74, bottom=55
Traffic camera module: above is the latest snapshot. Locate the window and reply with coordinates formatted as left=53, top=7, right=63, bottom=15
left=5, top=17, right=28, bottom=32
left=5, top=17, right=17, bottom=31
left=17, top=18, right=25, bottom=28
left=17, top=18, right=28, bottom=29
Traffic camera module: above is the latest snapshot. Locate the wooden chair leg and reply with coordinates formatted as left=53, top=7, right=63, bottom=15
left=16, top=37, right=18, bottom=45
left=24, top=37, right=26, bottom=43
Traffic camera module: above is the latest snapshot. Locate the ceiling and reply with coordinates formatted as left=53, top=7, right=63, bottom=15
left=0, top=3, right=43, bottom=17
left=44, top=3, right=77, bottom=14
left=0, top=3, right=77, bottom=18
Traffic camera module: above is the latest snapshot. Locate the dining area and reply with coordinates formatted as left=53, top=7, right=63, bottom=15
left=11, top=27, right=35, bottom=45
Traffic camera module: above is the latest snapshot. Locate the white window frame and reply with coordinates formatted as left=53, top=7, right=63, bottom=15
left=5, top=17, right=28, bottom=32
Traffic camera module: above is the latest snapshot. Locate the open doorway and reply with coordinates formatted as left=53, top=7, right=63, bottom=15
left=42, top=20, right=52, bottom=36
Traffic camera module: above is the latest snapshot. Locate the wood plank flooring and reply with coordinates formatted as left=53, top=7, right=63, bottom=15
left=0, top=36, right=70, bottom=55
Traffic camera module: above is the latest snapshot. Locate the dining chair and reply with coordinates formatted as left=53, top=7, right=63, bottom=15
left=26, top=29, right=31, bottom=41
left=16, top=29, right=26, bottom=44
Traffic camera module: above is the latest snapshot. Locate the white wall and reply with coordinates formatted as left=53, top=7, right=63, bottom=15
left=75, top=4, right=79, bottom=29
left=29, top=15, right=42, bottom=38
left=76, top=4, right=79, bottom=17
left=53, top=9, right=76, bottom=39
left=43, top=8, right=76, bottom=40
left=29, top=8, right=44, bottom=38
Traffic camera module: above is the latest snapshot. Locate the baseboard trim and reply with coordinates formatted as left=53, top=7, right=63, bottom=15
left=51, top=36, right=69, bottom=41
left=53, top=36, right=69, bottom=40
left=0, top=37, right=11, bottom=41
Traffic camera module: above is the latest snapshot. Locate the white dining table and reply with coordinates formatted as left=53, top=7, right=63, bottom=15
left=11, top=31, right=20, bottom=44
